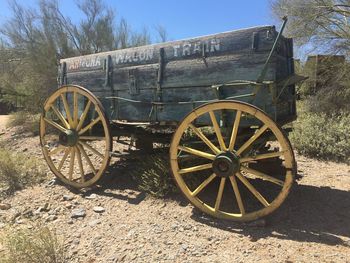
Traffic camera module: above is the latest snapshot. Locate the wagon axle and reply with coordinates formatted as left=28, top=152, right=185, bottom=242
left=212, top=151, right=240, bottom=178
left=59, top=129, right=79, bottom=147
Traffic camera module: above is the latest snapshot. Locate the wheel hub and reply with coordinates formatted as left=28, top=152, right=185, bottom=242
left=59, top=129, right=79, bottom=147
left=212, top=151, right=240, bottom=178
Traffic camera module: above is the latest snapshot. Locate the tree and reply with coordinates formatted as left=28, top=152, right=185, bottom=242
left=271, top=0, right=350, bottom=55
left=0, top=0, right=166, bottom=112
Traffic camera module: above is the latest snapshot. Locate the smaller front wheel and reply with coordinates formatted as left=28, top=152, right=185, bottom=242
left=170, top=100, right=295, bottom=221
left=40, top=85, right=112, bottom=188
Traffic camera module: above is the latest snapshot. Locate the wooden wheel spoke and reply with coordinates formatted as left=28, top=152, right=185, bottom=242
left=178, top=146, right=215, bottom=160
left=228, top=110, right=241, bottom=151
left=78, top=144, right=97, bottom=175
left=236, top=172, right=269, bottom=207
left=44, top=118, right=67, bottom=133
left=188, top=124, right=220, bottom=154
left=51, top=105, right=70, bottom=129
left=236, top=124, right=268, bottom=155
left=58, top=148, right=70, bottom=171
left=79, top=136, right=105, bottom=141
left=79, top=141, right=104, bottom=159
left=75, top=146, right=85, bottom=183
left=76, top=100, right=92, bottom=131
left=178, top=163, right=212, bottom=174
left=241, top=166, right=284, bottom=186
left=209, top=111, right=227, bottom=151
left=240, top=151, right=286, bottom=163
left=73, top=91, right=78, bottom=128
left=68, top=147, right=76, bottom=181
left=78, top=116, right=101, bottom=135
left=229, top=176, right=245, bottom=215
left=48, top=145, right=65, bottom=156
left=60, top=94, right=74, bottom=127
left=214, top=177, right=226, bottom=212
left=191, top=173, right=216, bottom=196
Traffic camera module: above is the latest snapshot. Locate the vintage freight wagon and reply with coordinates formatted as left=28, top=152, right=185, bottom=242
left=40, top=18, right=302, bottom=221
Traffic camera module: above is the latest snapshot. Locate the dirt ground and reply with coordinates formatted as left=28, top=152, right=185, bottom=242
left=0, top=123, right=349, bottom=262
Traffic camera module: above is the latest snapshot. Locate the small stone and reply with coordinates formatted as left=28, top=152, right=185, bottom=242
left=72, top=239, right=80, bottom=245
left=93, top=206, right=105, bottom=213
left=65, top=203, right=73, bottom=209
left=85, top=193, right=97, bottom=199
left=88, top=219, right=101, bottom=227
left=67, top=219, right=74, bottom=224
left=71, top=208, right=86, bottom=218
left=46, top=215, right=58, bottom=222
left=0, top=222, right=5, bottom=229
left=63, top=195, right=74, bottom=201
left=0, top=203, right=11, bottom=210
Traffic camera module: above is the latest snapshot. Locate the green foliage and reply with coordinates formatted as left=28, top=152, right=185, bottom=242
left=305, top=85, right=350, bottom=115
left=0, top=148, right=47, bottom=196
left=0, top=227, right=66, bottom=263
left=0, top=0, right=166, bottom=113
left=128, top=154, right=178, bottom=198
left=290, top=111, right=350, bottom=163
left=6, top=111, right=40, bottom=135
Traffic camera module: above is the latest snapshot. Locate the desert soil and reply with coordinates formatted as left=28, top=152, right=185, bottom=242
left=0, top=118, right=349, bottom=263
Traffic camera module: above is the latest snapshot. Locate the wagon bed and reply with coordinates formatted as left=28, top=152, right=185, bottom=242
left=59, top=24, right=296, bottom=125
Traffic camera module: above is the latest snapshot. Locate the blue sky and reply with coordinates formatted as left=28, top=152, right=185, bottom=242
left=0, top=0, right=275, bottom=41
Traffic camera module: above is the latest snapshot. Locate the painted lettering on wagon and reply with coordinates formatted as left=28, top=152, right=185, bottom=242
left=115, top=49, right=154, bottom=64
left=173, top=38, right=221, bottom=57
left=68, top=57, right=101, bottom=70
left=67, top=38, right=221, bottom=69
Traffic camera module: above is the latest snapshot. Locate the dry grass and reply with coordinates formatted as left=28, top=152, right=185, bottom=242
left=0, top=148, right=47, bottom=197
left=0, top=227, right=66, bottom=263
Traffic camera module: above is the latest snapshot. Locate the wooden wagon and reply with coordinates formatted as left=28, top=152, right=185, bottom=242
left=40, top=18, right=302, bottom=221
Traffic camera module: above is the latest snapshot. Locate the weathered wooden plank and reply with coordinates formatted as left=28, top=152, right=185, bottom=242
left=61, top=25, right=278, bottom=73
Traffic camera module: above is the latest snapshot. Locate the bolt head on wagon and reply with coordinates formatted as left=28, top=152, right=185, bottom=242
left=40, top=17, right=305, bottom=222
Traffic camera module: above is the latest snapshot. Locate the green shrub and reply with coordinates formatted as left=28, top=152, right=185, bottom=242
left=0, top=227, right=66, bottom=263
left=0, top=148, right=47, bottom=196
left=305, top=85, right=350, bottom=115
left=6, top=111, right=40, bottom=136
left=128, top=153, right=178, bottom=198
left=290, top=112, right=350, bottom=163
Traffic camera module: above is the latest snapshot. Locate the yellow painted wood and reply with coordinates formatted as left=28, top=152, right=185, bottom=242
left=240, top=151, right=285, bottom=163
left=79, top=136, right=106, bottom=141
left=188, top=123, right=220, bottom=154
left=39, top=85, right=111, bottom=188
left=78, top=144, right=97, bottom=175
left=178, top=146, right=215, bottom=160
left=76, top=100, right=91, bottom=131
left=229, top=175, right=245, bottom=215
left=51, top=105, right=70, bottom=129
left=178, top=163, right=212, bottom=174
left=236, top=172, right=269, bottom=207
left=228, top=110, right=241, bottom=151
left=48, top=145, right=65, bottom=156
left=73, top=91, right=78, bottom=128
left=241, top=166, right=284, bottom=186
left=78, top=116, right=101, bottom=135
left=191, top=173, right=217, bottom=196
left=58, top=148, right=70, bottom=171
left=60, top=94, right=74, bottom=127
left=169, top=100, right=295, bottom=221
left=44, top=118, right=67, bottom=133
left=68, top=147, right=76, bottom=181
left=236, top=124, right=268, bottom=156
left=214, top=178, right=226, bottom=212
left=209, top=111, right=227, bottom=151
left=75, top=146, right=85, bottom=183
left=79, top=141, right=104, bottom=159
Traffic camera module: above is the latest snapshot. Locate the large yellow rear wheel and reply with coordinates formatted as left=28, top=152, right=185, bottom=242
left=40, top=85, right=112, bottom=188
left=170, top=100, right=295, bottom=221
